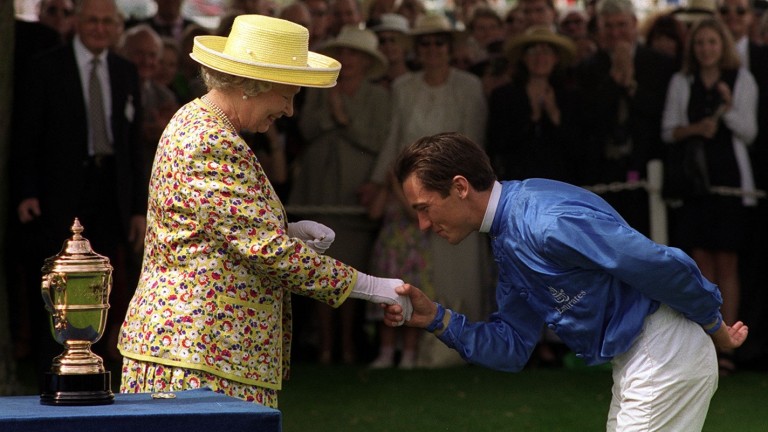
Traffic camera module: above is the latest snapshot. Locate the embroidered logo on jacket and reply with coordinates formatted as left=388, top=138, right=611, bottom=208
left=549, top=286, right=586, bottom=314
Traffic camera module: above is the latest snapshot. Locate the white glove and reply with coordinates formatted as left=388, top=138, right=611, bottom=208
left=287, top=220, right=335, bottom=254
left=349, top=273, right=413, bottom=325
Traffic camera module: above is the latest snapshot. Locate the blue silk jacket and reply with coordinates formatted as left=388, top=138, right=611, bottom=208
left=437, top=179, right=723, bottom=370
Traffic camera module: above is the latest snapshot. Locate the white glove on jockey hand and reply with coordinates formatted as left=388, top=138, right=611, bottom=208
left=287, top=220, right=335, bottom=254
left=350, top=273, right=413, bottom=325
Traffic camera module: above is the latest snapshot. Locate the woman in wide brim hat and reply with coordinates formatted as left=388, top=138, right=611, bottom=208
left=504, top=25, right=577, bottom=69
left=119, top=14, right=410, bottom=407
left=319, top=25, right=388, bottom=78
left=487, top=24, right=582, bottom=184
left=369, top=13, right=414, bottom=88
left=409, top=11, right=465, bottom=42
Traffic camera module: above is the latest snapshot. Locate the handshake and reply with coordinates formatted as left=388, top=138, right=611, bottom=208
left=287, top=221, right=413, bottom=325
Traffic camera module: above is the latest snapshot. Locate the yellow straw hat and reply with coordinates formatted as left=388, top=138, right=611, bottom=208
left=190, top=14, right=341, bottom=88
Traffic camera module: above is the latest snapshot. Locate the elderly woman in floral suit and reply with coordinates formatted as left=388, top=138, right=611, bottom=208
left=118, top=15, right=411, bottom=408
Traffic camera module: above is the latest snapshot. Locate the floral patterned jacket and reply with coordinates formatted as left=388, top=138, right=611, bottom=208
left=119, top=100, right=355, bottom=390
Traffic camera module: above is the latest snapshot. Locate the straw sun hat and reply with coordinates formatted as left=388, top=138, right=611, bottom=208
left=409, top=13, right=464, bottom=41
left=671, top=0, right=716, bottom=23
left=370, top=13, right=410, bottom=34
left=505, top=25, right=577, bottom=66
left=320, top=26, right=388, bottom=78
left=190, top=14, right=341, bottom=88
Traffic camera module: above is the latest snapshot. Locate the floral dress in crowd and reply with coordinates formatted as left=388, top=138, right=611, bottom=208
left=368, top=195, right=433, bottom=321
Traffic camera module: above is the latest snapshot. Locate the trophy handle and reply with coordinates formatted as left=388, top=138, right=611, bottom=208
left=41, top=272, right=68, bottom=333
left=42, top=273, right=55, bottom=313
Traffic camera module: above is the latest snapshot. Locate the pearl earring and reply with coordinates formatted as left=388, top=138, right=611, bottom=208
left=242, top=94, right=248, bottom=100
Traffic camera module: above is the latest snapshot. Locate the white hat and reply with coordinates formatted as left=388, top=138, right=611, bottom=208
left=320, top=26, right=388, bottom=78
left=370, top=13, right=410, bottom=34
left=671, top=0, right=716, bottom=23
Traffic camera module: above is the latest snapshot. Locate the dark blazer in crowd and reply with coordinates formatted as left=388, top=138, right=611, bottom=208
left=574, top=45, right=676, bottom=233
left=12, top=44, right=147, bottom=249
left=487, top=80, right=582, bottom=184
left=576, top=45, right=677, bottom=181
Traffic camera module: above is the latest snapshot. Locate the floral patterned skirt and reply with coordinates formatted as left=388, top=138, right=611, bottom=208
left=120, top=358, right=278, bottom=408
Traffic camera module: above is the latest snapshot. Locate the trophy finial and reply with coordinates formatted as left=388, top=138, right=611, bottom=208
left=71, top=218, right=84, bottom=240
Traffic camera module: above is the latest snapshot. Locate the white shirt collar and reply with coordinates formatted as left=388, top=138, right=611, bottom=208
left=73, top=35, right=107, bottom=68
left=480, top=181, right=502, bottom=233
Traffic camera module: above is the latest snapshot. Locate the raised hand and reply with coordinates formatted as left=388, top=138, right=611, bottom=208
left=711, top=321, right=748, bottom=351
left=287, top=220, right=335, bottom=254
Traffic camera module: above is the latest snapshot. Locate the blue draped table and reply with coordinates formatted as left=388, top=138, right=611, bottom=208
left=0, top=388, right=281, bottom=432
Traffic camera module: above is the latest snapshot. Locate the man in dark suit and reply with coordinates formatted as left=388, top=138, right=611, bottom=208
left=11, top=0, right=147, bottom=375
left=574, top=0, right=676, bottom=236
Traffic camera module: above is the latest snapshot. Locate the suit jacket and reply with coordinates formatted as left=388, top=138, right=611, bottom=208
left=487, top=80, right=583, bottom=184
left=575, top=45, right=677, bottom=185
left=573, top=45, right=676, bottom=235
left=747, top=42, right=768, bottom=189
left=12, top=43, right=146, bottom=246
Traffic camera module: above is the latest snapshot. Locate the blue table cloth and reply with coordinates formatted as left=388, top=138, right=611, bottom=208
left=0, top=388, right=281, bottom=432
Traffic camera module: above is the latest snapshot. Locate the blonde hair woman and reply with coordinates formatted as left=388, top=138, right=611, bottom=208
left=661, top=17, right=758, bottom=376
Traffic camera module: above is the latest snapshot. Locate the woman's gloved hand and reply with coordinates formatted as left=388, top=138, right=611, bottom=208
left=350, top=273, right=413, bottom=325
left=287, top=220, right=335, bottom=254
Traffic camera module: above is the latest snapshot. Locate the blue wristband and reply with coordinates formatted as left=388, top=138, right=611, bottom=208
left=703, top=316, right=723, bottom=335
left=425, top=302, right=446, bottom=333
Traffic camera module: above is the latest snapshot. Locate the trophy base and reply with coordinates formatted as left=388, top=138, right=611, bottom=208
left=41, top=371, right=114, bottom=406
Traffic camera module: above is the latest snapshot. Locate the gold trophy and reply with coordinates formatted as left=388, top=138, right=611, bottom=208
left=40, top=218, right=114, bottom=405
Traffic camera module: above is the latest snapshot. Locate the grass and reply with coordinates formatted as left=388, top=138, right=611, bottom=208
left=8, top=357, right=768, bottom=431
left=279, top=363, right=768, bottom=432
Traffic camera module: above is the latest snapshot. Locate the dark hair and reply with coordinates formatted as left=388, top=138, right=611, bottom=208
left=394, top=132, right=496, bottom=197
left=645, top=14, right=686, bottom=60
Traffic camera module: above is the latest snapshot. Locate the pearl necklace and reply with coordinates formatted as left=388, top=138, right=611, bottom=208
left=201, top=95, right=237, bottom=133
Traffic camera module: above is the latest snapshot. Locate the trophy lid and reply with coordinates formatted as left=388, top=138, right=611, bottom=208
left=42, top=218, right=113, bottom=274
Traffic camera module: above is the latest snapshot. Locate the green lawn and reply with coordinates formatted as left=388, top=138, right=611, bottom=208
left=280, top=363, right=768, bottom=432
left=9, top=358, right=766, bottom=431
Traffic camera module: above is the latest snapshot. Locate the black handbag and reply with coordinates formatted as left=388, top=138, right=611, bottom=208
left=662, top=137, right=710, bottom=200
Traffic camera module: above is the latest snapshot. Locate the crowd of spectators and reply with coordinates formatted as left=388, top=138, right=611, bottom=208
left=8, top=0, right=768, bottom=382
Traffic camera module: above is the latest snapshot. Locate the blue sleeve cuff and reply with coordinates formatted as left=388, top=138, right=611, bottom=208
left=426, top=303, right=446, bottom=333
left=703, top=315, right=723, bottom=335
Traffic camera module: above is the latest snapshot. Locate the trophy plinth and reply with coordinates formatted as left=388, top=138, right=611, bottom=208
left=40, top=218, right=114, bottom=406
